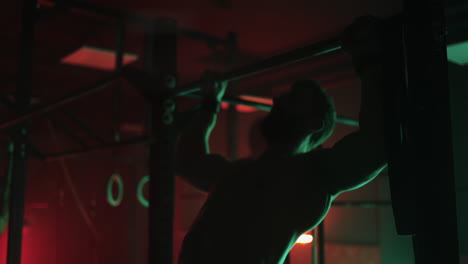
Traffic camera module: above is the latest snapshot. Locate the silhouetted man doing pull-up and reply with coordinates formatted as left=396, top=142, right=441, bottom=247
left=176, top=16, right=387, bottom=264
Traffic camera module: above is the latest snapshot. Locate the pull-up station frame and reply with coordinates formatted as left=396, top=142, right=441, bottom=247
left=7, top=2, right=366, bottom=264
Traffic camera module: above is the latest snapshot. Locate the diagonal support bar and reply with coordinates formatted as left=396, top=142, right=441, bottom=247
left=0, top=74, right=119, bottom=131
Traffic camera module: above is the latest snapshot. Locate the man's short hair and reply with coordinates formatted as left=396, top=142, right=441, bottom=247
left=291, top=80, right=336, bottom=149
left=260, top=80, right=336, bottom=150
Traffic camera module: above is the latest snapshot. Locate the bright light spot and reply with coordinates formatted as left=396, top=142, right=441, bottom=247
left=61, top=46, right=138, bottom=71
left=447, top=41, right=468, bottom=66
left=296, top=234, right=313, bottom=244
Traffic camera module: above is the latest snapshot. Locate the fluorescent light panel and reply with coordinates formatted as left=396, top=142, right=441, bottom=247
left=447, top=41, right=468, bottom=66
left=61, top=46, right=138, bottom=71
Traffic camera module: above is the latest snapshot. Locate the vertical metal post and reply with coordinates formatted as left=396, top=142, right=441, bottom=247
left=6, top=0, right=36, bottom=264
left=312, top=228, right=318, bottom=264
left=226, top=32, right=238, bottom=160
left=145, top=18, right=178, bottom=264
left=113, top=19, right=125, bottom=143
left=402, top=1, right=459, bottom=263
left=318, top=222, right=325, bottom=264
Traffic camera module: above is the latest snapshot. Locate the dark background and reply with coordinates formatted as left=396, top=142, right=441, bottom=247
left=0, top=0, right=467, bottom=263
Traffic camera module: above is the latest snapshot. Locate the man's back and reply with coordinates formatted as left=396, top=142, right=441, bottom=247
left=176, top=16, right=388, bottom=264
left=179, top=150, right=333, bottom=264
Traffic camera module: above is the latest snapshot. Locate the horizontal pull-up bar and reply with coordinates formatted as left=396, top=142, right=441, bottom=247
left=0, top=74, right=119, bottom=131
left=185, top=94, right=359, bottom=127
left=175, top=37, right=343, bottom=97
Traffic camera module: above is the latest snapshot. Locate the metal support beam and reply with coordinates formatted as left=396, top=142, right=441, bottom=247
left=113, top=19, right=125, bottom=143
left=312, top=228, right=318, bottom=264
left=226, top=32, right=239, bottom=160
left=45, top=136, right=150, bottom=162
left=318, top=222, right=325, bottom=264
left=0, top=92, right=48, bottom=159
left=46, top=114, right=88, bottom=149
left=402, top=1, right=459, bottom=263
left=175, top=37, right=342, bottom=97
left=0, top=74, right=118, bottom=131
left=145, top=18, right=178, bottom=264
left=39, top=0, right=228, bottom=47
left=59, top=108, right=106, bottom=145
left=6, top=0, right=36, bottom=264
left=185, top=93, right=359, bottom=127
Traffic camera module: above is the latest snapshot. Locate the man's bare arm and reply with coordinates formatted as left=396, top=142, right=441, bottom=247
left=326, top=64, right=387, bottom=195
left=176, top=77, right=232, bottom=192
left=326, top=17, right=388, bottom=195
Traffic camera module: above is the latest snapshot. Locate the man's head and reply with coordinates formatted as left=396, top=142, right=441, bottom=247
left=260, top=80, right=336, bottom=151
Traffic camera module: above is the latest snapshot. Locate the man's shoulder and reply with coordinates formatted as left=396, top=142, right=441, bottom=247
left=233, top=158, right=254, bottom=165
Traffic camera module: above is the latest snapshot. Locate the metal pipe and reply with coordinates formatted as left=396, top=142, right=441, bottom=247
left=178, top=28, right=228, bottom=48
left=318, top=222, right=325, bottom=264
left=0, top=94, right=46, bottom=159
left=331, top=200, right=392, bottom=208
left=113, top=19, right=125, bottom=143
left=45, top=136, right=150, bottom=162
left=186, top=94, right=359, bottom=127
left=226, top=32, right=239, bottom=160
left=59, top=108, right=106, bottom=145
left=0, top=75, right=118, bottom=131
left=175, top=37, right=342, bottom=97
left=39, top=0, right=227, bottom=46
left=312, top=228, right=318, bottom=264
left=41, top=0, right=147, bottom=24
left=146, top=18, right=178, bottom=264
left=46, top=114, right=88, bottom=149
left=6, top=0, right=36, bottom=263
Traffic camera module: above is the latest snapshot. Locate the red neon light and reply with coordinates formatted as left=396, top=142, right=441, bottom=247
left=61, top=46, right=138, bottom=71
left=221, top=95, right=273, bottom=113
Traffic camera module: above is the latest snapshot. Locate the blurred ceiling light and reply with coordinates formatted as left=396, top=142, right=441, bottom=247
left=61, top=46, right=138, bottom=71
left=296, top=233, right=313, bottom=244
left=447, top=41, right=468, bottom=66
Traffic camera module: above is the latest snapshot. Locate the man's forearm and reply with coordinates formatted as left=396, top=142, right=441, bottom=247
left=178, top=108, right=219, bottom=163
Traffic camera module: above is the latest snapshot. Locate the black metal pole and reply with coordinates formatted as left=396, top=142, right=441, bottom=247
left=6, top=0, right=36, bottom=264
left=145, top=18, right=178, bottom=264
left=39, top=0, right=227, bottom=47
left=113, top=19, right=125, bottom=143
left=312, top=228, right=318, bottom=264
left=59, top=108, right=106, bottom=145
left=175, top=37, right=342, bottom=97
left=318, top=222, right=325, bottom=264
left=0, top=74, right=118, bottom=131
left=45, top=136, right=150, bottom=162
left=226, top=32, right=239, bottom=160
left=46, top=114, right=88, bottom=149
left=402, top=1, right=459, bottom=263
left=185, top=94, right=359, bottom=127
left=0, top=87, right=46, bottom=160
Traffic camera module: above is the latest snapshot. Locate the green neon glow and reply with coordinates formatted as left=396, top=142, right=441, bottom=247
left=106, top=173, right=124, bottom=207
left=137, top=175, right=150, bottom=208
left=314, top=46, right=342, bottom=56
